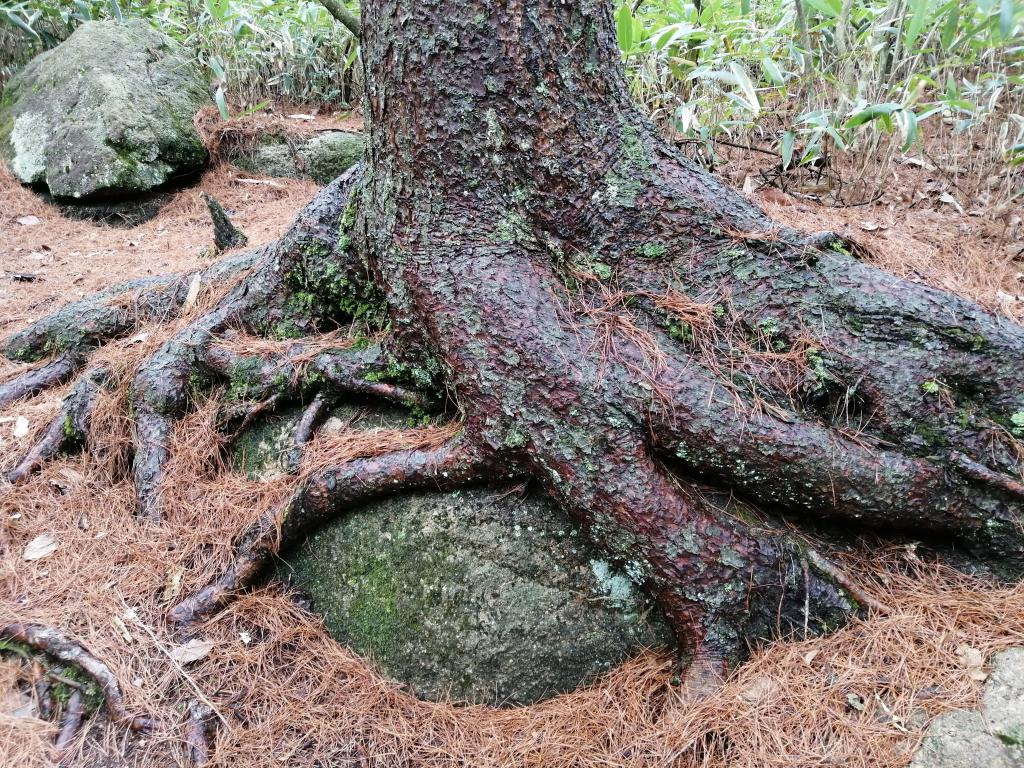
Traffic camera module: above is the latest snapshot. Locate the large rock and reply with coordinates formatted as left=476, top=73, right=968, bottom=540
left=910, top=648, right=1024, bottom=768
left=230, top=130, right=364, bottom=184
left=244, top=405, right=673, bottom=706
left=282, top=487, right=674, bottom=706
left=0, top=20, right=208, bottom=200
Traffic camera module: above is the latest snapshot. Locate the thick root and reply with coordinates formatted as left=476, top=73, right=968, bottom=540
left=184, top=700, right=214, bottom=767
left=0, top=355, right=78, bottom=410
left=168, top=436, right=498, bottom=627
left=644, top=341, right=1024, bottom=574
left=2, top=252, right=259, bottom=371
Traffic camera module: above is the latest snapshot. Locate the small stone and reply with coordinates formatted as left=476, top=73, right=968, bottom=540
left=229, top=130, right=364, bottom=185
left=910, top=648, right=1024, bottom=768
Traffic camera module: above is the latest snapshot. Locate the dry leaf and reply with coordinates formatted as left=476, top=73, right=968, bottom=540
left=23, top=533, right=58, bottom=561
left=957, top=644, right=988, bottom=681
left=169, top=638, right=216, bottom=664
left=846, top=692, right=867, bottom=711
left=59, top=468, right=86, bottom=485
left=803, top=649, right=820, bottom=665
left=162, top=567, right=185, bottom=601
left=938, top=192, right=965, bottom=214
left=181, top=274, right=202, bottom=314
left=13, top=416, right=29, bottom=438
left=739, top=676, right=778, bottom=703
left=16, top=215, right=40, bottom=226
left=111, top=615, right=133, bottom=644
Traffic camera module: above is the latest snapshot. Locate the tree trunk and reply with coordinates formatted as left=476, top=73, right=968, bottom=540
left=350, top=0, right=1024, bottom=660
left=5, top=0, right=1024, bottom=674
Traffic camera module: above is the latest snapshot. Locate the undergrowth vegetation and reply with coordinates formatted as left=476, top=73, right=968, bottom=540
left=1, top=0, right=1022, bottom=200
left=621, top=0, right=1024, bottom=203
left=0, top=0, right=360, bottom=106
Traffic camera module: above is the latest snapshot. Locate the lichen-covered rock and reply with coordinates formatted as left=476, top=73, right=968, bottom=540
left=0, top=20, right=208, bottom=199
left=230, top=130, right=364, bottom=184
left=234, top=404, right=673, bottom=705
left=910, top=648, right=1024, bottom=768
left=281, top=487, right=674, bottom=705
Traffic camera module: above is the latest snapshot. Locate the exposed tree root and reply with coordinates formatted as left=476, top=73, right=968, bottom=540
left=7, top=365, right=109, bottom=484
left=202, top=191, right=248, bottom=253
left=168, top=436, right=501, bottom=628
left=286, top=392, right=330, bottom=471
left=1, top=251, right=260, bottom=377
left=54, top=689, right=85, bottom=751
left=184, top=700, right=214, bottom=767
left=0, top=355, right=78, bottom=410
left=31, top=661, right=55, bottom=720
left=0, top=623, right=156, bottom=733
left=952, top=451, right=1024, bottom=500
left=803, top=548, right=891, bottom=615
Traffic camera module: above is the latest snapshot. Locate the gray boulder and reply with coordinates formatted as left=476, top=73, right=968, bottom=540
left=281, top=487, right=674, bottom=706
left=0, top=20, right=208, bottom=199
left=244, top=404, right=673, bottom=706
left=229, top=130, right=364, bottom=184
left=910, top=648, right=1024, bottom=768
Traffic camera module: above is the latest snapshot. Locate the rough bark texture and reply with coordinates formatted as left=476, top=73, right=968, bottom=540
left=351, top=0, right=1024, bottom=659
left=4, top=0, right=1023, bottom=674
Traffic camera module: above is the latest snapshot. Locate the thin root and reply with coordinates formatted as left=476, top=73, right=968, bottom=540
left=55, top=689, right=85, bottom=751
left=7, top=365, right=109, bottom=484
left=0, top=622, right=157, bottom=733
left=805, top=548, right=891, bottom=615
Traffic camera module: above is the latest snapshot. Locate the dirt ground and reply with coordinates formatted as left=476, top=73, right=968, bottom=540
left=2, top=117, right=1024, bottom=768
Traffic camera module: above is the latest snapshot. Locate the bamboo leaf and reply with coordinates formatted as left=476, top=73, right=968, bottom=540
left=728, top=61, right=760, bottom=115
left=616, top=3, right=634, bottom=54
left=781, top=130, right=795, bottom=169
left=844, top=102, right=904, bottom=129
left=804, top=0, right=841, bottom=18
left=904, top=0, right=929, bottom=51
left=214, top=85, right=230, bottom=121
left=1000, top=0, right=1016, bottom=38
left=940, top=1, right=960, bottom=48
left=761, top=57, right=785, bottom=86
left=3, top=10, right=41, bottom=39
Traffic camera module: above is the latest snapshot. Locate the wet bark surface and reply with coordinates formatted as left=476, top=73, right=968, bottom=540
left=4, top=0, right=1023, bottom=673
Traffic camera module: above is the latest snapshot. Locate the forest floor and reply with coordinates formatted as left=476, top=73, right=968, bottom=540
left=1, top=115, right=1024, bottom=768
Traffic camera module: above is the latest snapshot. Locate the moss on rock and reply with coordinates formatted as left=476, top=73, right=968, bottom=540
left=279, top=487, right=673, bottom=705
left=234, top=403, right=673, bottom=706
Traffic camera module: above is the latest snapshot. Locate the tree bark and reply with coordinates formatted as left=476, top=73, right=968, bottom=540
left=346, top=0, right=1024, bottom=659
